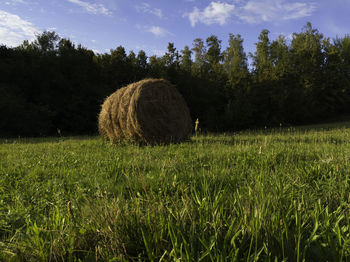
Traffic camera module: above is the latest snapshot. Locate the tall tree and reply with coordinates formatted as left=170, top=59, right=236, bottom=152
left=290, top=22, right=324, bottom=119
left=180, top=45, right=192, bottom=72
left=206, top=35, right=222, bottom=66
left=34, top=31, right=60, bottom=53
left=250, top=29, right=282, bottom=125
left=222, top=34, right=251, bottom=129
left=205, top=35, right=225, bottom=85
left=148, top=55, right=166, bottom=78
left=270, top=36, right=290, bottom=79
left=334, top=35, right=350, bottom=83
left=137, top=50, right=148, bottom=71
left=223, top=34, right=249, bottom=87
left=191, top=38, right=207, bottom=77
left=163, top=42, right=179, bottom=67
left=251, top=29, right=273, bottom=82
left=321, top=37, right=348, bottom=114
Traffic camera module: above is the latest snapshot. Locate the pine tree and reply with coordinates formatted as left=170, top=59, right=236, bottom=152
left=223, top=34, right=249, bottom=87
left=180, top=45, right=192, bottom=73
left=191, top=38, right=207, bottom=77
left=251, top=29, right=273, bottom=82
left=290, top=22, right=324, bottom=119
left=222, top=34, right=251, bottom=129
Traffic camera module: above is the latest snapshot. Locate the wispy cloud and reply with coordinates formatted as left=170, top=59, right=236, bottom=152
left=238, top=0, right=317, bottom=23
left=136, top=24, right=171, bottom=37
left=67, top=0, right=112, bottom=16
left=187, top=2, right=235, bottom=27
left=0, top=10, right=40, bottom=47
left=4, top=0, right=25, bottom=5
left=147, top=26, right=169, bottom=37
left=185, top=0, right=317, bottom=26
left=135, top=44, right=166, bottom=56
left=136, top=3, right=162, bottom=18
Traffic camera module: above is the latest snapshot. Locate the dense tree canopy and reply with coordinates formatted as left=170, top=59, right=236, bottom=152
left=1, top=23, right=350, bottom=137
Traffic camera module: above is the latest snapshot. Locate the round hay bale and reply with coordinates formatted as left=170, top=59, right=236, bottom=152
left=117, top=82, right=139, bottom=141
left=98, top=78, right=192, bottom=145
left=110, top=87, right=128, bottom=140
left=98, top=89, right=124, bottom=141
left=98, top=92, right=115, bottom=140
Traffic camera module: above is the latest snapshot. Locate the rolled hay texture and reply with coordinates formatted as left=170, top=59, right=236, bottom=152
left=98, top=78, right=192, bottom=145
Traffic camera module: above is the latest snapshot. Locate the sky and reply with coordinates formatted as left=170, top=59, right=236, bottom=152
left=0, top=0, right=350, bottom=58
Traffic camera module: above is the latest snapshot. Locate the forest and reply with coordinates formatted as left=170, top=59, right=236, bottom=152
left=1, top=22, right=350, bottom=137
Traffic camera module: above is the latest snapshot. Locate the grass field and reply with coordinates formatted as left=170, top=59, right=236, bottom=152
left=1, top=123, right=350, bottom=261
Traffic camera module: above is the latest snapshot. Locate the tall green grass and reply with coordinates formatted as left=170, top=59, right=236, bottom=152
left=1, top=124, right=350, bottom=261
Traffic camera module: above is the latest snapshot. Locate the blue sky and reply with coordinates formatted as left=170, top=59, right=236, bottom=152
left=0, top=0, right=349, bottom=58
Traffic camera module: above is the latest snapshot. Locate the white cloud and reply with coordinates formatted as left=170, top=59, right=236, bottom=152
left=237, top=0, right=317, bottom=24
left=0, top=10, right=40, bottom=47
left=187, top=2, right=235, bottom=27
left=134, top=44, right=166, bottom=56
left=147, top=26, right=168, bottom=37
left=136, top=24, right=171, bottom=37
left=136, top=3, right=162, bottom=18
left=67, top=0, right=112, bottom=16
left=283, top=2, right=316, bottom=20
left=185, top=0, right=317, bottom=26
left=4, top=0, right=25, bottom=5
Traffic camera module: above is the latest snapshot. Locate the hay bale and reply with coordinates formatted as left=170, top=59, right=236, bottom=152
left=98, top=78, right=192, bottom=145
left=98, top=92, right=115, bottom=139
left=98, top=90, right=123, bottom=140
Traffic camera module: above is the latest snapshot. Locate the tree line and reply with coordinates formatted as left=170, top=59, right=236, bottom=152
left=1, top=22, right=350, bottom=137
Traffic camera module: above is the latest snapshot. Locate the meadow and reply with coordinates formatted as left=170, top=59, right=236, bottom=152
left=1, top=123, right=350, bottom=261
